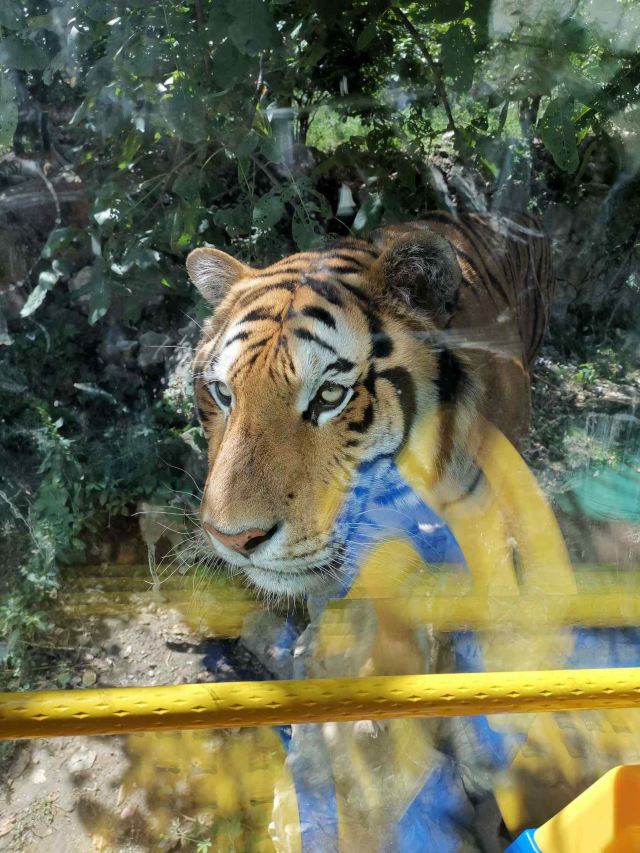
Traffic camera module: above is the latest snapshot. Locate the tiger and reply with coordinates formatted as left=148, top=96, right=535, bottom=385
left=187, top=211, right=554, bottom=597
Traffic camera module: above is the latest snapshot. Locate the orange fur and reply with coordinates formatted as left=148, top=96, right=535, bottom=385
left=187, top=212, right=554, bottom=596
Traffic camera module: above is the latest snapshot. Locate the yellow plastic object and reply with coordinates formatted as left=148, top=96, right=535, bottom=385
left=534, top=765, right=640, bottom=853
left=3, top=667, right=640, bottom=741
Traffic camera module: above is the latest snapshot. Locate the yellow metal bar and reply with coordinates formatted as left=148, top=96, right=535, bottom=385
left=3, top=668, right=640, bottom=741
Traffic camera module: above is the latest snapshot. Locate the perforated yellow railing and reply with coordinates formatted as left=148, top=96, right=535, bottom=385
left=2, top=667, right=640, bottom=741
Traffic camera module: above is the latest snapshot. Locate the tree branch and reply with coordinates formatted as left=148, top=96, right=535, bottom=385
left=393, top=8, right=464, bottom=153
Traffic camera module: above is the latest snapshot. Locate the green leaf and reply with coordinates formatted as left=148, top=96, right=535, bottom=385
left=352, top=194, right=383, bottom=234
left=259, top=133, right=285, bottom=165
left=163, top=91, right=207, bottom=143
left=0, top=0, right=24, bottom=30
left=227, top=0, right=280, bottom=56
left=43, top=49, right=67, bottom=86
left=292, top=214, right=323, bottom=250
left=356, top=21, right=378, bottom=50
left=538, top=96, right=579, bottom=173
left=423, top=0, right=466, bottom=23
left=0, top=36, right=50, bottom=71
left=555, top=18, right=589, bottom=54
left=20, top=270, right=60, bottom=318
left=0, top=74, right=18, bottom=148
left=213, top=202, right=250, bottom=237
left=207, top=3, right=234, bottom=41
left=84, top=1, right=112, bottom=22
left=253, top=192, right=285, bottom=229
left=210, top=40, right=249, bottom=88
left=122, top=244, right=159, bottom=269
left=440, top=24, right=475, bottom=91
left=172, top=166, right=203, bottom=201
left=88, top=282, right=111, bottom=325
left=118, top=131, right=142, bottom=170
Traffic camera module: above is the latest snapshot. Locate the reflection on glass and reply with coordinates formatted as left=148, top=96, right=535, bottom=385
left=1, top=0, right=639, bottom=849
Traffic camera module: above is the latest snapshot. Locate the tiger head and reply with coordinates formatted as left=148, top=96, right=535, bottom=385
left=187, top=233, right=477, bottom=597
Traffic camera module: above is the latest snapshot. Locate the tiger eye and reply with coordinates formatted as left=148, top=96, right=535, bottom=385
left=211, top=380, right=232, bottom=408
left=319, top=383, right=346, bottom=405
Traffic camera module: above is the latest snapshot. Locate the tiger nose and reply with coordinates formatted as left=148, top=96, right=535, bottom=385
left=203, top=522, right=279, bottom=555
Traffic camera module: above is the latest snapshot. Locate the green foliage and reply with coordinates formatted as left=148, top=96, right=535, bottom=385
left=539, top=95, right=579, bottom=172
left=0, top=72, right=17, bottom=148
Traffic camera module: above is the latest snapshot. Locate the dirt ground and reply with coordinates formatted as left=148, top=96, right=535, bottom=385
left=0, top=597, right=238, bottom=853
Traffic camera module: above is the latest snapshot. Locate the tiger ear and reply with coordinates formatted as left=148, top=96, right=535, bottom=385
left=377, top=231, right=461, bottom=327
left=186, top=247, right=251, bottom=305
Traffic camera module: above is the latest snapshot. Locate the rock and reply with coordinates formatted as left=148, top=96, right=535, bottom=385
left=8, top=748, right=30, bottom=779
left=31, top=767, right=47, bottom=784
left=114, top=537, right=142, bottom=565
left=569, top=196, right=603, bottom=242
left=102, top=363, right=143, bottom=397
left=119, top=803, right=137, bottom=821
left=81, top=669, right=97, bottom=687
left=0, top=816, right=15, bottom=837
left=137, top=330, right=172, bottom=371
left=163, top=339, right=195, bottom=414
left=240, top=610, right=298, bottom=680
left=543, top=202, right=573, bottom=244
left=67, top=748, right=97, bottom=775
left=138, top=502, right=185, bottom=548
left=98, top=326, right=138, bottom=366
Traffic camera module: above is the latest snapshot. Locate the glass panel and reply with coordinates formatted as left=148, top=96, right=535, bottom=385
left=1, top=0, right=639, bottom=850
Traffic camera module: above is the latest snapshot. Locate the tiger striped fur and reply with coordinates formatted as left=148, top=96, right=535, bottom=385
left=187, top=211, right=554, bottom=596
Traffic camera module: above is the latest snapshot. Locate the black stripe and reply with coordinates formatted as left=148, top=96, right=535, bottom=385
left=372, top=332, right=393, bottom=358
left=302, top=277, right=344, bottom=306
left=327, top=262, right=366, bottom=275
left=455, top=220, right=512, bottom=306
left=235, top=282, right=296, bottom=308
left=441, top=465, right=484, bottom=510
left=230, top=351, right=260, bottom=381
left=435, top=349, right=465, bottom=403
left=460, top=274, right=476, bottom=291
left=246, top=336, right=271, bottom=351
left=466, top=465, right=483, bottom=495
left=252, top=267, right=305, bottom=281
left=293, top=328, right=337, bottom=354
left=338, top=279, right=373, bottom=304
left=422, top=211, right=457, bottom=228
left=223, top=330, right=250, bottom=348
left=331, top=251, right=367, bottom=265
left=348, top=402, right=374, bottom=433
left=280, top=334, right=297, bottom=376
left=239, top=307, right=278, bottom=324
left=453, top=248, right=482, bottom=293
left=363, top=364, right=377, bottom=396
left=334, top=242, right=380, bottom=258
left=323, top=358, right=355, bottom=375
left=378, top=367, right=417, bottom=443
left=301, top=305, right=336, bottom=329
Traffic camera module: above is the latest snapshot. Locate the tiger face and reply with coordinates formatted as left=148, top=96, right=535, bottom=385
left=187, top=233, right=475, bottom=597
